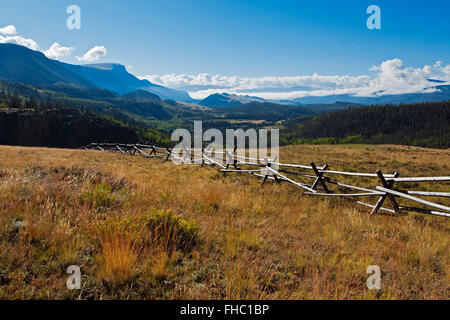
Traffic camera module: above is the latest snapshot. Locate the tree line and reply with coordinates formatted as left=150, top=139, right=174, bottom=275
left=281, top=101, right=450, bottom=149
left=0, top=89, right=71, bottom=112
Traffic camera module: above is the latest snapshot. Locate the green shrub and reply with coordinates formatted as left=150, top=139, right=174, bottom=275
left=80, top=182, right=117, bottom=209
left=147, top=209, right=199, bottom=252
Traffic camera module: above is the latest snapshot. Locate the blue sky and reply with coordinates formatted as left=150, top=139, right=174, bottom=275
left=1, top=0, right=450, bottom=99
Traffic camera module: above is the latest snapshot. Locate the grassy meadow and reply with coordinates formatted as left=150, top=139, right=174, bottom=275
left=0, top=144, right=448, bottom=299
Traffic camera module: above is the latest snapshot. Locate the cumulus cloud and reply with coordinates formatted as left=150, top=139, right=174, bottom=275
left=140, top=59, right=450, bottom=100
left=0, top=25, right=17, bottom=35
left=0, top=25, right=38, bottom=50
left=76, top=46, right=107, bottom=62
left=0, top=34, right=39, bottom=50
left=0, top=25, right=79, bottom=60
left=43, top=42, right=74, bottom=60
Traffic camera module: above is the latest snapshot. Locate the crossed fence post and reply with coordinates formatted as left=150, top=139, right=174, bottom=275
left=310, top=162, right=330, bottom=193
left=261, top=157, right=280, bottom=185
left=223, top=144, right=238, bottom=177
left=131, top=144, right=137, bottom=155
left=370, top=170, right=400, bottom=215
left=165, top=142, right=176, bottom=161
left=149, top=145, right=157, bottom=156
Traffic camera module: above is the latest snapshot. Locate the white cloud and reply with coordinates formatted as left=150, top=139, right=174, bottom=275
left=0, top=25, right=38, bottom=50
left=76, top=46, right=107, bottom=62
left=0, top=25, right=17, bottom=35
left=0, top=25, right=81, bottom=62
left=43, top=42, right=74, bottom=60
left=140, top=59, right=450, bottom=100
left=0, top=34, right=39, bottom=50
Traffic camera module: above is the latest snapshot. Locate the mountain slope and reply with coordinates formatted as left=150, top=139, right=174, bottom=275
left=214, top=102, right=314, bottom=121
left=122, top=89, right=161, bottom=101
left=199, top=93, right=266, bottom=108
left=281, top=100, right=450, bottom=148
left=65, top=63, right=193, bottom=101
left=63, top=63, right=146, bottom=94
left=0, top=44, right=192, bottom=102
left=0, top=108, right=137, bottom=148
left=0, top=44, right=95, bottom=88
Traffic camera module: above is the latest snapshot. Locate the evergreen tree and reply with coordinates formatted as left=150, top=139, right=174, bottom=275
left=25, top=96, right=38, bottom=110
left=9, top=92, right=22, bottom=109
left=0, top=89, right=6, bottom=103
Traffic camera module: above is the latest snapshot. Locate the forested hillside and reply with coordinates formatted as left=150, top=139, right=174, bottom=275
left=0, top=108, right=137, bottom=148
left=281, top=101, right=450, bottom=148
left=0, top=91, right=174, bottom=147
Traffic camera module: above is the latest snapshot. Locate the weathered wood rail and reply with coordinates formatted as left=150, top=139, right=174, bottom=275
left=82, top=143, right=450, bottom=218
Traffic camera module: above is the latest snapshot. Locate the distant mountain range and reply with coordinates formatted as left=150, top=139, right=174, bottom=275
left=198, top=92, right=266, bottom=108
left=1, top=42, right=448, bottom=150
left=0, top=43, right=192, bottom=101
left=285, top=86, right=450, bottom=105
left=197, top=85, right=450, bottom=108
left=64, top=62, right=192, bottom=101
left=0, top=43, right=449, bottom=109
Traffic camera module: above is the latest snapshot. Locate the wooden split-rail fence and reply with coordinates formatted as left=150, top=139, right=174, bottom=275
left=82, top=143, right=450, bottom=218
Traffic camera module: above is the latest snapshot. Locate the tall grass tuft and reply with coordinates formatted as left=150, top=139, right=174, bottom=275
left=98, top=233, right=139, bottom=285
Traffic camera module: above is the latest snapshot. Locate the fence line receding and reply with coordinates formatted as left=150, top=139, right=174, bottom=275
left=81, top=143, right=450, bottom=218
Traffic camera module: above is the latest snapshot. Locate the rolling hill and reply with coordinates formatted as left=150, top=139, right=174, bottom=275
left=0, top=108, right=137, bottom=148
left=281, top=100, right=450, bottom=148
left=199, top=92, right=266, bottom=108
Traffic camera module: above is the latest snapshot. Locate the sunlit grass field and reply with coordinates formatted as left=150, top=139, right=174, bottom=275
left=0, top=144, right=448, bottom=299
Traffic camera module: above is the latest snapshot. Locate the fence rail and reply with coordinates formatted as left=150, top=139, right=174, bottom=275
left=82, top=143, right=450, bottom=218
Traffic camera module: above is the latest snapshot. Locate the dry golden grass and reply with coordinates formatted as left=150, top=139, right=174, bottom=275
left=97, top=233, right=139, bottom=285
left=0, top=144, right=448, bottom=300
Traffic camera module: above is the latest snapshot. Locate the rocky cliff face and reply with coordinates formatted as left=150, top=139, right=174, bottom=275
left=0, top=109, right=137, bottom=148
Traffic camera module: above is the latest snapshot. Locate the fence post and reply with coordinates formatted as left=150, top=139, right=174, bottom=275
left=223, top=156, right=230, bottom=177
left=370, top=170, right=400, bottom=215
left=116, top=145, right=125, bottom=154
left=165, top=143, right=175, bottom=162
left=261, top=160, right=280, bottom=185
left=201, top=147, right=205, bottom=167
left=231, top=144, right=240, bottom=169
left=150, top=145, right=157, bottom=156
left=223, top=144, right=238, bottom=176
left=311, top=163, right=330, bottom=193
left=131, top=145, right=137, bottom=155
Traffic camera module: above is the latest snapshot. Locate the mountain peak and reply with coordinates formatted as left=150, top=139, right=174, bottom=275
left=81, top=63, right=127, bottom=71
left=0, top=43, right=95, bottom=88
left=122, top=89, right=161, bottom=101
left=0, top=43, right=190, bottom=101
left=199, top=92, right=266, bottom=108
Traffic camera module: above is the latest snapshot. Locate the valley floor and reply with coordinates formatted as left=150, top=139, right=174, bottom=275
left=0, top=144, right=448, bottom=299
